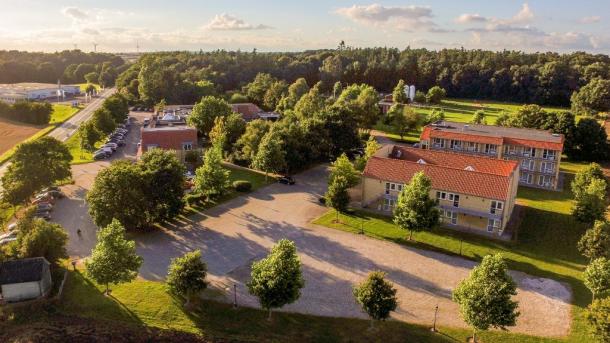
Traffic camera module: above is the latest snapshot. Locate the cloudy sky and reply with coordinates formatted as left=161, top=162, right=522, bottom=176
left=1, top=0, right=608, bottom=53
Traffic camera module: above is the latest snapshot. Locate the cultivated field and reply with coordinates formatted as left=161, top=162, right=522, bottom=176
left=0, top=117, right=42, bottom=156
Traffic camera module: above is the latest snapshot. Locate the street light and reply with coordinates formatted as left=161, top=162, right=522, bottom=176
left=233, top=283, right=238, bottom=308
left=431, top=304, right=439, bottom=332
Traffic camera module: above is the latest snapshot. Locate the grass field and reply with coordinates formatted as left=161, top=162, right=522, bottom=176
left=64, top=132, right=106, bottom=164
left=54, top=269, right=555, bottom=343
left=313, top=162, right=595, bottom=342
left=49, top=104, right=81, bottom=124
left=375, top=98, right=572, bottom=143
left=77, top=83, right=101, bottom=92
left=183, top=164, right=273, bottom=215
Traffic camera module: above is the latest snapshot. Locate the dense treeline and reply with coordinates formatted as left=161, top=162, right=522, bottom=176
left=0, top=101, right=52, bottom=125
left=117, top=47, right=610, bottom=107
left=0, top=50, right=125, bottom=86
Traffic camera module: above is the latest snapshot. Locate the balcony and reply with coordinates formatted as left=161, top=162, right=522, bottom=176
left=438, top=204, right=503, bottom=220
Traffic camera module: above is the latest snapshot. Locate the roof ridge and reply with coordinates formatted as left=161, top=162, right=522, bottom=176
left=370, top=156, right=512, bottom=178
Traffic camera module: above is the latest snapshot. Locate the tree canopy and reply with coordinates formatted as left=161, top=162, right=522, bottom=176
left=393, top=171, right=440, bottom=240
left=167, top=250, right=208, bottom=307
left=353, top=271, right=398, bottom=325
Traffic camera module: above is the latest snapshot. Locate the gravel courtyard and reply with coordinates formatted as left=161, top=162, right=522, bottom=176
left=55, top=161, right=571, bottom=338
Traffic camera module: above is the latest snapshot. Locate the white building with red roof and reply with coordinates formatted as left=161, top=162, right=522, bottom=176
left=419, top=121, right=564, bottom=190
left=360, top=145, right=520, bottom=237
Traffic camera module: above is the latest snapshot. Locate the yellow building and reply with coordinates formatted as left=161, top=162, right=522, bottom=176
left=361, top=145, right=520, bottom=237
left=419, top=121, right=564, bottom=190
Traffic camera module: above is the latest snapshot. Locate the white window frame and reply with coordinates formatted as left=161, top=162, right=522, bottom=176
left=182, top=142, right=193, bottom=151
left=484, top=144, right=497, bottom=155
left=450, top=139, right=462, bottom=150
left=433, top=138, right=445, bottom=148
left=540, top=161, right=555, bottom=174
left=385, top=182, right=403, bottom=194
left=520, top=159, right=534, bottom=171
left=538, top=175, right=552, bottom=188
left=443, top=210, right=458, bottom=225
left=436, top=191, right=447, bottom=200
left=523, top=147, right=533, bottom=157
left=383, top=198, right=395, bottom=211
left=490, top=200, right=503, bottom=214
left=487, top=219, right=500, bottom=232
left=466, top=141, right=477, bottom=152
left=542, top=149, right=556, bottom=160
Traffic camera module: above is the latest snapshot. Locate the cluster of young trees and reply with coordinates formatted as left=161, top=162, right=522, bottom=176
left=77, top=93, right=130, bottom=151
left=0, top=101, right=53, bottom=125
left=86, top=149, right=186, bottom=230
left=116, top=47, right=610, bottom=108
left=0, top=50, right=124, bottom=84
left=1, top=207, right=68, bottom=266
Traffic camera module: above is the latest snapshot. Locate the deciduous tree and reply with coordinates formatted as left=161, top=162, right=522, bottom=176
left=252, top=130, right=286, bottom=179
left=353, top=271, right=398, bottom=328
left=86, top=219, right=143, bottom=294
left=1, top=137, right=71, bottom=205
left=188, top=96, right=234, bottom=137
left=452, top=254, right=520, bottom=343
left=578, top=221, right=610, bottom=261
left=393, top=172, right=439, bottom=240
left=325, top=175, right=350, bottom=222
left=584, top=257, right=610, bottom=300
left=247, top=239, right=304, bottom=320
left=194, top=144, right=230, bottom=200
left=392, top=79, right=408, bottom=104
left=586, top=297, right=610, bottom=342
left=167, top=250, right=208, bottom=307
left=329, top=153, right=360, bottom=188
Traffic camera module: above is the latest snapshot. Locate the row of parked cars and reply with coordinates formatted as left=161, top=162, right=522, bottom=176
left=93, top=119, right=132, bottom=160
left=0, top=187, right=65, bottom=246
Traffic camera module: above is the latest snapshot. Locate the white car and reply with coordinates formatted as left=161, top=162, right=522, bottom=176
left=0, top=230, right=17, bottom=240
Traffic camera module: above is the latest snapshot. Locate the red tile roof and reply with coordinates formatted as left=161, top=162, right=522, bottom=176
left=420, top=123, right=564, bottom=150
left=141, top=127, right=198, bottom=152
left=391, top=146, right=518, bottom=176
left=363, top=156, right=513, bottom=200
left=231, top=103, right=262, bottom=121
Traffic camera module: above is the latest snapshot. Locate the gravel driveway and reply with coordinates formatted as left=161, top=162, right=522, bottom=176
left=54, top=157, right=571, bottom=338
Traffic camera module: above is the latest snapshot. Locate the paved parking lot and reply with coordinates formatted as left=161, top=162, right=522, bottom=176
left=52, top=120, right=571, bottom=337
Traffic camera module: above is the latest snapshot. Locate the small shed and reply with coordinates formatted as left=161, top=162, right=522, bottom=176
left=0, top=257, right=52, bottom=303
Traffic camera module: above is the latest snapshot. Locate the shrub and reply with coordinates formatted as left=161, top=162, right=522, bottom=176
left=184, top=192, right=205, bottom=206
left=233, top=180, right=252, bottom=192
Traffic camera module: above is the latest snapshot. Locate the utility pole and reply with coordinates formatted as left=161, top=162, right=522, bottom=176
left=93, top=43, right=98, bottom=52
left=431, top=304, right=439, bottom=332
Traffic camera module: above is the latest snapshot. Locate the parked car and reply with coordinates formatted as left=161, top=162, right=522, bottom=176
left=37, top=203, right=53, bottom=212
left=0, top=237, right=17, bottom=246
left=95, top=147, right=113, bottom=156
left=278, top=176, right=296, bottom=185
left=34, top=211, right=51, bottom=220
left=108, top=138, right=125, bottom=147
left=33, top=196, right=54, bottom=205
left=41, top=186, right=60, bottom=193
left=93, top=151, right=108, bottom=160
left=36, top=190, right=64, bottom=199
left=103, top=142, right=118, bottom=151
left=0, top=230, right=17, bottom=241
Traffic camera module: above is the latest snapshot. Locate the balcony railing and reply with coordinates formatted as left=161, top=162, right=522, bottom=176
left=438, top=204, right=503, bottom=220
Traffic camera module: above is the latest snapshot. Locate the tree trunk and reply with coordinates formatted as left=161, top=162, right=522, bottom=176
left=267, top=308, right=272, bottom=321
left=336, top=210, right=339, bottom=223
left=472, top=329, right=476, bottom=343
left=105, top=283, right=109, bottom=296
left=409, top=230, right=413, bottom=241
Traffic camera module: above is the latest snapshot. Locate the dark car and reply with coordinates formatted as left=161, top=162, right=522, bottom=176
left=278, top=176, right=296, bottom=185
left=93, top=152, right=107, bottom=160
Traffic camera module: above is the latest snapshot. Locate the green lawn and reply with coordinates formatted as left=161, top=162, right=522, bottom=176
left=50, top=104, right=81, bottom=124
left=314, top=162, right=594, bottom=342
left=183, top=165, right=273, bottom=215
left=54, top=270, right=553, bottom=343
left=64, top=132, right=107, bottom=164
left=76, top=83, right=101, bottom=93
left=375, top=98, right=573, bottom=142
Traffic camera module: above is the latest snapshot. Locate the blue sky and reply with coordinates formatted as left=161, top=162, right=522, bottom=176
left=1, top=1, right=608, bottom=53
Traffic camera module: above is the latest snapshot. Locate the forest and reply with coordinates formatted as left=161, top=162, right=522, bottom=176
left=0, top=50, right=126, bottom=86
left=116, top=47, right=610, bottom=107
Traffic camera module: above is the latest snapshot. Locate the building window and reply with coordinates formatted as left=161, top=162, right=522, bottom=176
left=490, top=201, right=503, bottom=214
left=523, top=147, right=534, bottom=157
left=436, top=191, right=447, bottom=200
left=505, top=145, right=517, bottom=155
left=540, top=161, right=555, bottom=174
left=484, top=144, right=497, bottom=155
left=450, top=140, right=462, bottom=150
left=433, top=138, right=445, bottom=148
left=383, top=198, right=395, bottom=211
left=446, top=211, right=458, bottom=225
left=521, top=159, right=534, bottom=171
left=146, top=144, right=159, bottom=151
left=466, top=141, right=477, bottom=152
left=542, top=149, right=556, bottom=160
left=385, top=182, right=403, bottom=194
left=487, top=219, right=500, bottom=232
left=182, top=142, right=193, bottom=151
left=538, top=175, right=552, bottom=188
left=448, top=193, right=460, bottom=207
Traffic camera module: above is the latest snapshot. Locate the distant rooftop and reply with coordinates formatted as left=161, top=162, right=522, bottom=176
left=142, top=125, right=195, bottom=132
left=0, top=83, right=79, bottom=91
left=421, top=121, right=564, bottom=150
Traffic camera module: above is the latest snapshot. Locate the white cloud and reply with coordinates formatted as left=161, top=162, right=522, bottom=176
left=512, top=3, right=534, bottom=24
left=62, top=7, right=89, bottom=21
left=335, top=4, right=436, bottom=31
left=205, top=14, right=272, bottom=31
left=579, top=16, right=601, bottom=24
left=455, top=14, right=488, bottom=24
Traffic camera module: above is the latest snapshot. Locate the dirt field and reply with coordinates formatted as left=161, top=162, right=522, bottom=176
left=0, top=117, right=42, bottom=155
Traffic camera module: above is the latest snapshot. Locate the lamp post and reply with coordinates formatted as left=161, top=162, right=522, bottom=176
left=71, top=260, right=77, bottom=271
left=359, top=218, right=364, bottom=235
left=431, top=304, right=439, bottom=332
left=233, top=283, right=238, bottom=308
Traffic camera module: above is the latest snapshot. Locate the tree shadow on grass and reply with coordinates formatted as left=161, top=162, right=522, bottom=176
left=60, top=270, right=143, bottom=325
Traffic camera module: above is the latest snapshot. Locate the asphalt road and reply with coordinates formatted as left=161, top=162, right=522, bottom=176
left=0, top=88, right=116, bottom=190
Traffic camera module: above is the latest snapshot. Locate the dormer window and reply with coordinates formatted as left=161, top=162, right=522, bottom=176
left=464, top=166, right=475, bottom=171
left=417, top=159, right=426, bottom=164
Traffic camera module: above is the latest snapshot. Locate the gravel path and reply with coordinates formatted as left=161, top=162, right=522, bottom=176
left=55, top=161, right=571, bottom=338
